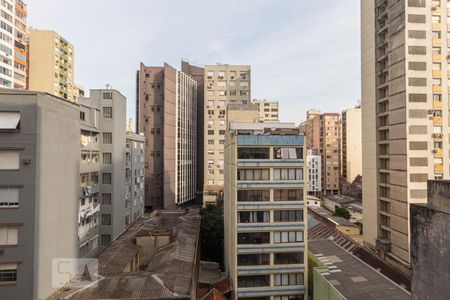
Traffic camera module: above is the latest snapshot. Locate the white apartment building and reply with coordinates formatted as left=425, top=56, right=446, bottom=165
left=252, top=99, right=280, bottom=123
left=203, top=64, right=251, bottom=205
left=361, top=0, right=450, bottom=272
left=125, top=132, right=145, bottom=223
left=307, top=149, right=322, bottom=195
left=224, top=122, right=307, bottom=300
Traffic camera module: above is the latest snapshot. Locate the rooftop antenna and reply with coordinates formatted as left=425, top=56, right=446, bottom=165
left=106, top=84, right=112, bottom=90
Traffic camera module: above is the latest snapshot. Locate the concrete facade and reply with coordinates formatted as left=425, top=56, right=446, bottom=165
left=203, top=64, right=251, bottom=205
left=307, top=149, right=322, bottom=195
left=125, top=132, right=145, bottom=223
left=28, top=29, right=76, bottom=101
left=224, top=122, right=307, bottom=300
left=361, top=0, right=450, bottom=270
left=0, top=0, right=27, bottom=89
left=0, top=90, right=79, bottom=299
left=341, top=107, right=362, bottom=183
left=411, top=180, right=450, bottom=300
left=136, top=63, right=197, bottom=209
left=252, top=99, right=279, bottom=123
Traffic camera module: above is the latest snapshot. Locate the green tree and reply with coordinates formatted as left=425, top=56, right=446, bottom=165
left=333, top=206, right=351, bottom=220
left=200, top=203, right=224, bottom=267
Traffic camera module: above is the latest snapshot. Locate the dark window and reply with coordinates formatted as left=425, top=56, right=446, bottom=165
left=238, top=275, right=270, bottom=288
left=103, top=153, right=112, bottom=164
left=102, top=173, right=112, bottom=184
left=237, top=169, right=270, bottom=180
left=103, top=132, right=112, bottom=144
left=274, top=189, right=303, bottom=201
left=273, top=148, right=303, bottom=159
left=103, top=107, right=113, bottom=118
left=103, top=92, right=113, bottom=99
left=237, top=190, right=270, bottom=202
left=238, top=211, right=270, bottom=223
left=238, top=232, right=270, bottom=244
left=102, top=193, right=112, bottom=205
left=237, top=254, right=270, bottom=266
left=101, top=234, right=111, bottom=246
left=237, top=147, right=270, bottom=159
left=0, top=267, right=17, bottom=283
left=80, top=111, right=85, bottom=120
left=274, top=210, right=303, bottom=222
left=274, top=252, right=304, bottom=264
left=101, top=214, right=111, bottom=225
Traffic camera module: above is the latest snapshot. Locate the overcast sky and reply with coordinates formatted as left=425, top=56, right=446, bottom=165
left=28, top=0, right=361, bottom=124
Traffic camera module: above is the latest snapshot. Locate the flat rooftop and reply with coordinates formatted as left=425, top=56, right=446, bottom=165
left=309, top=206, right=358, bottom=228
left=309, top=239, right=410, bottom=300
left=324, top=194, right=359, bottom=204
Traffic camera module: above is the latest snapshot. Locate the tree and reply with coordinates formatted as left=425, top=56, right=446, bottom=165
left=333, top=206, right=351, bottom=220
left=200, top=204, right=224, bottom=267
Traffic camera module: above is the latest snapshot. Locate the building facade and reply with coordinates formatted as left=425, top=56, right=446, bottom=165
left=252, top=99, right=279, bottom=123
left=224, top=122, right=307, bottom=300
left=307, top=149, right=322, bottom=195
left=125, top=131, right=145, bottom=222
left=341, top=106, right=362, bottom=183
left=203, top=64, right=251, bottom=205
left=0, top=0, right=27, bottom=89
left=0, top=90, right=79, bottom=299
left=136, top=63, right=197, bottom=209
left=361, top=0, right=449, bottom=270
left=28, top=29, right=75, bottom=101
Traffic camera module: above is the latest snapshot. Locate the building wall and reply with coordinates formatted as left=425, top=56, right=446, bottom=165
left=28, top=29, right=75, bottom=101
left=13, top=0, right=27, bottom=89
left=0, top=92, right=78, bottom=299
left=341, top=107, right=362, bottom=183
left=252, top=99, right=279, bottom=122
left=320, top=114, right=341, bottom=195
left=307, top=149, right=322, bottom=194
left=126, top=132, right=145, bottom=223
left=203, top=64, right=251, bottom=205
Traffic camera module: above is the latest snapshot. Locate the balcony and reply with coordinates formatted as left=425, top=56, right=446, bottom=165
left=433, top=100, right=443, bottom=108
left=433, top=148, right=443, bottom=157
left=433, top=85, right=442, bottom=93
left=433, top=70, right=443, bottom=77
left=432, top=23, right=441, bottom=30
left=434, top=164, right=444, bottom=173
left=433, top=38, right=442, bottom=47
left=432, top=133, right=444, bottom=139
left=433, top=54, right=442, bottom=61
left=433, top=116, right=443, bottom=124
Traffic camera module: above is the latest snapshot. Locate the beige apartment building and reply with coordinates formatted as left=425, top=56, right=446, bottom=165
left=203, top=64, right=251, bottom=205
left=341, top=106, right=362, bottom=183
left=361, top=0, right=450, bottom=272
left=28, top=29, right=76, bottom=101
left=300, top=111, right=341, bottom=195
left=252, top=99, right=280, bottom=122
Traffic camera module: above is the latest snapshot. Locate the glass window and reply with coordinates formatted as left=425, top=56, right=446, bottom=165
left=274, top=252, right=304, bottom=264
left=0, top=263, right=17, bottom=283
left=274, top=148, right=303, bottom=159
left=274, top=231, right=304, bottom=243
left=101, top=214, right=111, bottom=225
left=273, top=168, right=303, bottom=180
left=238, top=275, right=269, bottom=288
left=237, top=169, right=270, bottom=181
left=238, top=211, right=270, bottom=223
left=237, top=254, right=270, bottom=266
left=0, top=226, right=18, bottom=245
left=274, top=189, right=303, bottom=201
left=238, top=147, right=270, bottom=159
left=238, top=232, right=270, bottom=244
left=0, top=187, right=19, bottom=207
left=274, top=273, right=304, bottom=286
left=103, top=132, right=112, bottom=144
left=102, top=173, right=112, bottom=184
left=0, top=150, right=19, bottom=170
left=274, top=210, right=303, bottom=222
left=102, top=153, right=112, bottom=164
left=103, top=107, right=112, bottom=118
left=237, top=190, right=270, bottom=202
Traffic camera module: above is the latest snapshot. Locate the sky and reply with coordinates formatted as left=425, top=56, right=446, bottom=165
left=28, top=0, right=361, bottom=124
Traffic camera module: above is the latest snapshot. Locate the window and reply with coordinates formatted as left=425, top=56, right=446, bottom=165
left=238, top=254, right=270, bottom=266
left=274, top=252, right=304, bottom=264
left=229, top=90, right=236, bottom=96
left=103, top=132, right=112, bottom=144
left=274, top=231, right=304, bottom=243
left=238, top=211, right=270, bottom=223
left=433, top=94, right=442, bottom=101
left=0, top=188, right=18, bottom=207
left=273, top=168, right=303, bottom=180
left=80, top=111, right=85, bottom=121
left=99, top=193, right=112, bottom=207
left=102, top=153, right=112, bottom=164
left=208, top=130, right=214, bottom=135
left=0, top=263, right=17, bottom=283
left=103, top=107, right=112, bottom=118
left=218, top=71, right=225, bottom=79
left=0, top=226, right=18, bottom=245
left=103, top=92, right=113, bottom=99
left=208, top=140, right=214, bottom=145
left=218, top=90, right=226, bottom=96
left=274, top=210, right=303, bottom=222
left=274, top=273, right=304, bottom=286
left=240, top=90, right=249, bottom=96
left=238, top=232, right=270, bottom=244
left=0, top=150, right=19, bottom=170
left=101, top=234, right=111, bottom=246
left=207, top=71, right=214, bottom=79
left=0, top=112, right=20, bottom=130
left=237, top=190, right=270, bottom=202
left=101, top=214, right=111, bottom=225
left=274, top=148, right=303, bottom=159
left=238, top=275, right=269, bottom=288
left=207, top=100, right=214, bottom=106
left=102, top=173, right=112, bottom=184
left=274, top=189, right=303, bottom=201
left=240, top=71, right=249, bottom=79
left=238, top=147, right=270, bottom=159
left=237, top=169, right=270, bottom=181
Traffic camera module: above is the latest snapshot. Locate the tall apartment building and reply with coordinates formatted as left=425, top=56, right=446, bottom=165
left=341, top=106, right=362, bottom=183
left=0, top=0, right=27, bottom=89
left=136, top=63, right=197, bottom=209
left=125, top=131, right=145, bottom=222
left=28, top=29, right=76, bottom=101
left=307, top=149, right=322, bottom=195
left=224, top=122, right=307, bottom=300
left=252, top=99, right=280, bottom=122
left=300, top=111, right=341, bottom=195
left=361, top=0, right=450, bottom=271
left=203, top=64, right=251, bottom=205
left=0, top=90, right=79, bottom=299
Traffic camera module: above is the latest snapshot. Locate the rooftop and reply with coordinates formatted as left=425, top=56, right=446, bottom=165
left=309, top=239, right=410, bottom=300
left=309, top=206, right=358, bottom=228
left=324, top=194, right=359, bottom=204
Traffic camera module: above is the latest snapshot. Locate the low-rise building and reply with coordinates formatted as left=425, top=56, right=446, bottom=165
left=0, top=90, right=79, bottom=299
left=309, top=206, right=360, bottom=237
left=224, top=122, right=308, bottom=300
left=411, top=181, right=450, bottom=300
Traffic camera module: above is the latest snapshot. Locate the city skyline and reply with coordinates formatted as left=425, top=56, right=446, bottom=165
left=28, top=0, right=361, bottom=124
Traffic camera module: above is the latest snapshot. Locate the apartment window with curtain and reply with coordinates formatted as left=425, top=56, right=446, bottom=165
left=274, top=273, right=304, bottom=286
left=0, top=187, right=19, bottom=207
left=274, top=210, right=303, bottom=222
left=237, top=275, right=270, bottom=288
left=274, top=231, right=304, bottom=243
left=237, top=254, right=270, bottom=266
left=274, top=189, right=303, bottom=201
left=273, top=168, right=303, bottom=180
left=237, top=169, right=270, bottom=181
left=274, top=252, right=304, bottom=264
left=0, top=226, right=18, bottom=245
left=238, top=211, right=270, bottom=223
left=237, top=190, right=270, bottom=202
left=273, top=147, right=303, bottom=159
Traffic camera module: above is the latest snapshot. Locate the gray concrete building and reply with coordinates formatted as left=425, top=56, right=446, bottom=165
left=0, top=90, right=79, bottom=299
left=126, top=131, right=145, bottom=222
left=224, top=122, right=307, bottom=300
left=136, top=63, right=197, bottom=209
left=411, top=180, right=450, bottom=300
